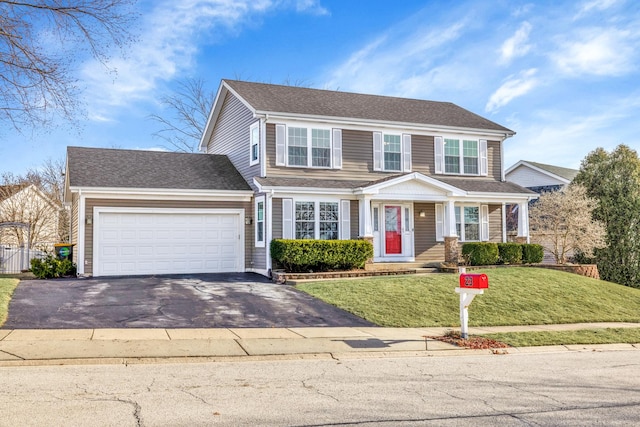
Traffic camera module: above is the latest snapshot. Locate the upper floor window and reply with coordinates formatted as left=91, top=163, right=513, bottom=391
left=287, top=126, right=332, bottom=168
left=373, top=132, right=411, bottom=173
left=383, top=134, right=402, bottom=171
left=250, top=122, right=260, bottom=166
left=276, top=124, right=342, bottom=169
left=435, top=136, right=487, bottom=176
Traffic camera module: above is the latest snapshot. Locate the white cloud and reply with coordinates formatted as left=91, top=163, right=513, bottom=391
left=485, top=69, right=538, bottom=113
left=499, top=22, right=532, bottom=64
left=81, top=0, right=328, bottom=120
left=323, top=19, right=467, bottom=96
left=574, top=0, right=622, bottom=19
left=552, top=28, right=636, bottom=76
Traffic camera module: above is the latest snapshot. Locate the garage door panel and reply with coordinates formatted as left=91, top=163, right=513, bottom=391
left=96, top=211, right=242, bottom=276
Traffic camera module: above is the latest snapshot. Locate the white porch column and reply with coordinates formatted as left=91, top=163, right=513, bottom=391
left=358, top=195, right=373, bottom=237
left=446, top=200, right=457, bottom=237
left=517, top=201, right=530, bottom=243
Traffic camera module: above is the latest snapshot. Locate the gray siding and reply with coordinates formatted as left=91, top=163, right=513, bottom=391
left=265, top=124, right=504, bottom=183
left=83, top=199, right=251, bottom=275
left=488, top=204, right=503, bottom=242
left=413, top=203, right=445, bottom=263
left=488, top=140, right=501, bottom=180
left=350, top=200, right=359, bottom=238
left=207, top=92, right=260, bottom=190
left=272, top=197, right=283, bottom=240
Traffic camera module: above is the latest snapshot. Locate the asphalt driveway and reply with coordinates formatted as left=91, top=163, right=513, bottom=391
left=2, top=273, right=374, bottom=329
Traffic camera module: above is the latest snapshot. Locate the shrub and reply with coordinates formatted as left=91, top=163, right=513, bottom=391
left=522, top=244, right=544, bottom=264
left=461, top=243, right=499, bottom=266
left=30, top=255, right=77, bottom=279
left=498, top=243, right=522, bottom=264
left=270, top=239, right=373, bottom=273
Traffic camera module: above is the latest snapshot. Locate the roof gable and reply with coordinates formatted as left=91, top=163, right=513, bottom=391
left=505, top=160, right=578, bottom=184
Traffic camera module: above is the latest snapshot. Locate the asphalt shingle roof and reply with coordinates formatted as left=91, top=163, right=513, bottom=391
left=67, top=147, right=251, bottom=191
left=524, top=161, right=578, bottom=182
left=255, top=174, right=536, bottom=195
left=224, top=80, right=514, bottom=133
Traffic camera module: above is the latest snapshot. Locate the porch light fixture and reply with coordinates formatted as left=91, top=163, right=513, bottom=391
left=86, top=216, right=93, bottom=225
left=419, top=211, right=426, bottom=218
left=245, top=217, right=252, bottom=225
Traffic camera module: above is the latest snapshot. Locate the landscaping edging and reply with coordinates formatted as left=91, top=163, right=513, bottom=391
left=439, top=263, right=600, bottom=280
left=271, top=269, right=416, bottom=284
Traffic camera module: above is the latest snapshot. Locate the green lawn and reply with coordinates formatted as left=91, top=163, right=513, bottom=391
left=0, top=278, right=19, bottom=326
left=296, top=267, right=640, bottom=327
left=485, top=328, right=640, bottom=347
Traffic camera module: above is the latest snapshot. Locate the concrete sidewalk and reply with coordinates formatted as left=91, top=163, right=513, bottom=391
left=1, top=322, right=638, bottom=366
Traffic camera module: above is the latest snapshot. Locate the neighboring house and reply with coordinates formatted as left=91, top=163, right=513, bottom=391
left=504, top=160, right=579, bottom=235
left=65, top=80, right=537, bottom=277
left=505, top=160, right=578, bottom=193
left=0, top=184, right=61, bottom=249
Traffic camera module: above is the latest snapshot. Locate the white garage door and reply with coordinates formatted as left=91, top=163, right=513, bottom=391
left=94, top=209, right=243, bottom=276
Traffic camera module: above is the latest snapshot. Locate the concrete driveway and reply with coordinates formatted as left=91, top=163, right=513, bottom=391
left=2, top=273, right=374, bottom=329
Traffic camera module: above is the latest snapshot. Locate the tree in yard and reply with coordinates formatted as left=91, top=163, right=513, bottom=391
left=149, top=78, right=215, bottom=152
left=0, top=0, right=137, bottom=133
left=573, top=144, right=640, bottom=288
left=529, top=184, right=606, bottom=264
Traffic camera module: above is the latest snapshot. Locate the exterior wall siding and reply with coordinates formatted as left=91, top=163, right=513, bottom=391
left=264, top=123, right=503, bottom=183
left=83, top=198, right=252, bottom=275
left=413, top=203, right=445, bottom=263
left=350, top=200, right=359, bottom=239
left=71, top=193, right=79, bottom=264
left=488, top=204, right=503, bottom=242
left=207, top=92, right=261, bottom=190
left=506, top=165, right=565, bottom=188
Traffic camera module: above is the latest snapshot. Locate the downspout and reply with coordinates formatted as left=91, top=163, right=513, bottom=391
left=266, top=189, right=274, bottom=276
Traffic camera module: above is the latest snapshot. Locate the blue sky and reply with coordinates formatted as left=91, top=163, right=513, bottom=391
left=1, top=0, right=639, bottom=176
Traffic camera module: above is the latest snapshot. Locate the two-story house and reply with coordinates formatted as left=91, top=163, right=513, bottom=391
left=65, top=80, right=536, bottom=277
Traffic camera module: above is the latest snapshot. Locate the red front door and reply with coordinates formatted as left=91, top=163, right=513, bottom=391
left=384, top=206, right=402, bottom=255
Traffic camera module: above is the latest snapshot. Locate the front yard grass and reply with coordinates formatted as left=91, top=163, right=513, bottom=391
left=485, top=328, right=640, bottom=347
left=296, top=267, right=640, bottom=327
left=0, top=278, right=19, bottom=326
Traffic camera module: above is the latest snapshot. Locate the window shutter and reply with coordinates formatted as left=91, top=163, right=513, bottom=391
left=481, top=204, right=489, bottom=241
left=479, top=139, right=488, bottom=176
left=282, top=198, right=293, bottom=239
left=434, top=136, right=444, bottom=174
left=373, top=132, right=382, bottom=171
left=275, top=124, right=286, bottom=166
left=435, top=203, right=444, bottom=242
left=402, top=134, right=412, bottom=172
left=340, top=200, right=350, bottom=240
left=332, top=129, right=342, bottom=169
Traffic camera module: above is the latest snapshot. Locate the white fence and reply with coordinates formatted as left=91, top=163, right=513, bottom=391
left=0, top=245, right=49, bottom=274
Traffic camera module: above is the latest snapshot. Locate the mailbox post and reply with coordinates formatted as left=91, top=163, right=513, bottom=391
left=455, top=271, right=488, bottom=339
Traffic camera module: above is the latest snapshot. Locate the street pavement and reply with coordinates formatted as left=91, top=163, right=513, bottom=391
left=1, top=322, right=638, bottom=366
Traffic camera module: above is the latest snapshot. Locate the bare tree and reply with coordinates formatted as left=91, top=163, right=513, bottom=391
left=529, top=184, right=606, bottom=264
left=0, top=0, right=137, bottom=133
left=150, top=78, right=215, bottom=152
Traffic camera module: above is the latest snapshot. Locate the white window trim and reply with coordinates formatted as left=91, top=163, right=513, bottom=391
left=282, top=197, right=350, bottom=240
left=255, top=195, right=265, bottom=247
left=436, top=203, right=489, bottom=242
left=285, top=124, right=335, bottom=169
left=249, top=122, right=260, bottom=166
left=382, top=132, right=403, bottom=172
left=436, top=136, right=488, bottom=177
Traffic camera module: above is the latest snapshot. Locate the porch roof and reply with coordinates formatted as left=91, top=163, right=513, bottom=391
left=255, top=174, right=537, bottom=196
